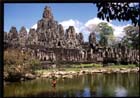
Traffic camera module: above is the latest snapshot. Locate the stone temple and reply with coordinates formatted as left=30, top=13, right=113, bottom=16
left=4, top=6, right=139, bottom=66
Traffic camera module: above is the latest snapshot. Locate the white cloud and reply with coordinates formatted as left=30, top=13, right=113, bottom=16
left=115, top=87, right=127, bottom=97
left=60, top=19, right=90, bottom=41
left=29, top=23, right=37, bottom=34
left=31, top=24, right=37, bottom=30
left=85, top=17, right=109, bottom=26
left=26, top=28, right=29, bottom=34
left=85, top=17, right=110, bottom=33
left=109, top=24, right=130, bottom=40
left=86, top=18, right=114, bottom=31
left=60, top=19, right=84, bottom=33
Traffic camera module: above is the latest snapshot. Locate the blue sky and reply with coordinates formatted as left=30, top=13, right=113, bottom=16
left=4, top=3, right=98, bottom=31
left=4, top=3, right=131, bottom=41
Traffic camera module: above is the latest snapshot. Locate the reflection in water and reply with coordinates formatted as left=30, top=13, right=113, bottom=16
left=96, top=85, right=102, bottom=97
left=83, top=87, right=90, bottom=97
left=115, top=87, right=127, bottom=97
left=4, top=73, right=139, bottom=97
left=52, top=78, right=57, bottom=88
left=76, top=91, right=81, bottom=97
left=52, top=86, right=56, bottom=97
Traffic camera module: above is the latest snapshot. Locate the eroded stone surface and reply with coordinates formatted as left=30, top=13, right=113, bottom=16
left=19, top=26, right=27, bottom=47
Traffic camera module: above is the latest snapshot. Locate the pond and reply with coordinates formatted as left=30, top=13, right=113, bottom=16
left=4, top=73, right=139, bottom=97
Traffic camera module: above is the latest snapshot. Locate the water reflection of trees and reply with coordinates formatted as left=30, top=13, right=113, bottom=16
left=88, top=73, right=139, bottom=97
left=4, top=73, right=139, bottom=97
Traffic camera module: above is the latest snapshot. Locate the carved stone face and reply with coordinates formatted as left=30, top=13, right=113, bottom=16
left=43, top=6, right=53, bottom=20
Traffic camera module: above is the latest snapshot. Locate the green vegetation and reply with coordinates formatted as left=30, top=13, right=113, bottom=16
left=84, top=10, right=139, bottom=49
left=4, top=49, right=41, bottom=81
left=105, top=64, right=137, bottom=68
left=95, top=22, right=114, bottom=46
left=35, top=63, right=137, bottom=74
left=29, top=59, right=41, bottom=70
left=71, top=63, right=102, bottom=68
left=122, top=25, right=139, bottom=49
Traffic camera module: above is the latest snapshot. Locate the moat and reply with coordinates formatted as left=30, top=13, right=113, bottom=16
left=4, top=73, right=139, bottom=97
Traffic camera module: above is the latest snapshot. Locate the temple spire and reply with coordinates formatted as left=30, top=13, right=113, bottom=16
left=42, top=6, right=54, bottom=20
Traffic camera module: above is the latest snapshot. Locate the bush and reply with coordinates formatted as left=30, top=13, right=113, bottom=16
left=4, top=48, right=41, bottom=81
left=4, top=49, right=30, bottom=65
left=29, top=59, right=41, bottom=70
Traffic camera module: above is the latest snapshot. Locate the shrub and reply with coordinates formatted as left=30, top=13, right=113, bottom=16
left=4, top=48, right=41, bottom=81
left=29, top=59, right=41, bottom=70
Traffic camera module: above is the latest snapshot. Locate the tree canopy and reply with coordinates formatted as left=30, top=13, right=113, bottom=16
left=121, top=25, right=139, bottom=49
left=95, top=3, right=140, bottom=26
left=95, top=22, right=114, bottom=46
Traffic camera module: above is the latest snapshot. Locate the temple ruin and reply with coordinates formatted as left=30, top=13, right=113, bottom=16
left=4, top=6, right=139, bottom=66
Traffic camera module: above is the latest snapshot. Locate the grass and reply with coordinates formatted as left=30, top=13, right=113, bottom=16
left=35, top=67, right=81, bottom=73
left=35, top=63, right=137, bottom=74
left=105, top=64, right=137, bottom=68
left=71, top=63, right=102, bottom=68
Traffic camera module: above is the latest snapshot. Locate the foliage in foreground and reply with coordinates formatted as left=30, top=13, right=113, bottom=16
left=96, top=3, right=139, bottom=26
left=4, top=48, right=41, bottom=81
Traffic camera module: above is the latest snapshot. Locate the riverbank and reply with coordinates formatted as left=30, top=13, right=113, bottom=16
left=34, top=66, right=139, bottom=79
left=4, top=64, right=139, bottom=83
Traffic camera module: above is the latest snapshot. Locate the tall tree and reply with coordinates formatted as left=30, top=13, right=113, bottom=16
left=121, top=25, right=139, bottom=49
left=95, top=22, right=114, bottom=46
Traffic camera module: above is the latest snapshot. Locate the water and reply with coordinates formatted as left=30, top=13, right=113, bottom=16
left=4, top=73, right=139, bottom=97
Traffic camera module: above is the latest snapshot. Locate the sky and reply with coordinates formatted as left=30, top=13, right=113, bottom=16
left=4, top=3, right=132, bottom=42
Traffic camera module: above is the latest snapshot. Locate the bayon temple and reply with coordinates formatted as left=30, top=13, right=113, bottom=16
left=4, top=6, right=139, bottom=66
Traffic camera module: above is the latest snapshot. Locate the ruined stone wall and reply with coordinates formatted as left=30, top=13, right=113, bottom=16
left=25, top=47, right=82, bottom=63
left=20, top=45, right=139, bottom=65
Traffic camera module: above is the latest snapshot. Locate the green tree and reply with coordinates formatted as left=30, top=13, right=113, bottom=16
left=95, top=22, right=114, bottom=46
left=121, top=25, right=139, bottom=49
